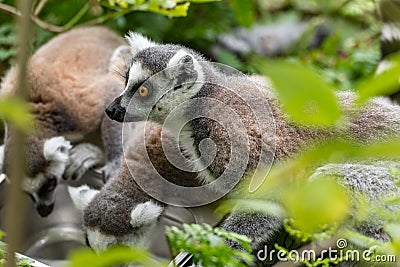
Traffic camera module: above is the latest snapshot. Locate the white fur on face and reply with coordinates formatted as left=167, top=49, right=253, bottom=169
left=120, top=62, right=151, bottom=108
left=24, top=136, right=70, bottom=198
left=86, top=228, right=117, bottom=253
left=68, top=185, right=100, bottom=211
left=22, top=173, right=47, bottom=195
left=125, top=32, right=155, bottom=57
left=86, top=226, right=155, bottom=253
left=44, top=136, right=71, bottom=163
left=130, top=200, right=164, bottom=227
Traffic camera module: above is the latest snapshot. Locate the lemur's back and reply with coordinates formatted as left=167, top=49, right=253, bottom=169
left=1, top=27, right=125, bottom=138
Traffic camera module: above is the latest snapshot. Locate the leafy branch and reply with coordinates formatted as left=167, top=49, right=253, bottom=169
left=0, top=0, right=218, bottom=33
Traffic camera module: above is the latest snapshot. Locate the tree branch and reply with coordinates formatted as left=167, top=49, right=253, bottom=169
left=0, top=2, right=66, bottom=32
left=4, top=0, right=33, bottom=266
left=34, top=0, right=49, bottom=16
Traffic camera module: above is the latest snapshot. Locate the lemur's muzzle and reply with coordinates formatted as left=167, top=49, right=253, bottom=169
left=105, top=96, right=126, bottom=123
left=37, top=203, right=54, bottom=217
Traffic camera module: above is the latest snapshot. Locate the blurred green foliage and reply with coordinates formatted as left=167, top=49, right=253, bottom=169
left=253, top=58, right=341, bottom=126
left=0, top=97, right=34, bottom=133
left=67, top=245, right=166, bottom=267
left=0, top=230, right=35, bottom=267
left=166, top=223, right=254, bottom=267
left=1, top=0, right=400, bottom=266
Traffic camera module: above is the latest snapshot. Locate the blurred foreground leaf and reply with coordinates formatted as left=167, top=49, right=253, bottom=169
left=356, top=52, right=400, bottom=104
left=0, top=97, right=33, bottom=133
left=229, top=0, right=255, bottom=27
left=166, top=223, right=254, bottom=267
left=68, top=246, right=166, bottom=267
left=99, top=0, right=218, bottom=17
left=283, top=178, right=350, bottom=233
left=252, top=58, right=341, bottom=126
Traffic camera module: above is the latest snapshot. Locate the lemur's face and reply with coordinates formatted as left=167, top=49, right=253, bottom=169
left=68, top=185, right=164, bottom=253
left=3, top=136, right=71, bottom=217
left=106, top=33, right=203, bottom=124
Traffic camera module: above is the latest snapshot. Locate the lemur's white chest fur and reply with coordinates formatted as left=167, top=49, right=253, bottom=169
left=177, top=124, right=216, bottom=184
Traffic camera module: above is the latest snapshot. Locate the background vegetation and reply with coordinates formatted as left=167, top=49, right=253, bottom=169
left=1, top=0, right=400, bottom=266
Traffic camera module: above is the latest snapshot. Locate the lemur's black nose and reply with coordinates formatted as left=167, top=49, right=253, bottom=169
left=105, top=96, right=126, bottom=122
left=37, top=203, right=54, bottom=217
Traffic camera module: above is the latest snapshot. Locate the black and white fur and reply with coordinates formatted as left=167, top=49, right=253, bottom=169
left=72, top=32, right=400, bottom=263
left=0, top=27, right=125, bottom=217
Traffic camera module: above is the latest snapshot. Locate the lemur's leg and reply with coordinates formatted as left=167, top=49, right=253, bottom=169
left=99, top=115, right=123, bottom=182
left=63, top=143, right=104, bottom=181
left=220, top=210, right=283, bottom=250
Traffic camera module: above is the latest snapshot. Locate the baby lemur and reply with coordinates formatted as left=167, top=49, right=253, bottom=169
left=0, top=27, right=125, bottom=216
left=67, top=31, right=400, bottom=262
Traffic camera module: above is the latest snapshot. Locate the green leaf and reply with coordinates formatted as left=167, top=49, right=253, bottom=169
left=68, top=246, right=165, bottom=267
left=166, top=224, right=254, bottom=267
left=385, top=224, right=400, bottom=251
left=147, top=2, right=190, bottom=17
left=356, top=52, right=400, bottom=104
left=0, top=97, right=34, bottom=133
left=283, top=178, right=350, bottom=233
left=252, top=58, right=341, bottom=126
left=229, top=0, right=255, bottom=27
left=187, top=0, right=219, bottom=3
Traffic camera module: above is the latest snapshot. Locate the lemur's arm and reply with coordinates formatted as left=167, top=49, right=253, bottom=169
left=98, top=45, right=131, bottom=182
left=99, top=115, right=123, bottom=181
left=63, top=46, right=128, bottom=182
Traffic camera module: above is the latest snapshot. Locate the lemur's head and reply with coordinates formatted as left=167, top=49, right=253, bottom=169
left=106, top=33, right=205, bottom=124
left=68, top=183, right=164, bottom=253
left=3, top=135, right=71, bottom=217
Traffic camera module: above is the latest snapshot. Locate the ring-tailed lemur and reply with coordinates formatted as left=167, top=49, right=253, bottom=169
left=72, top=32, right=400, bottom=261
left=0, top=27, right=126, bottom=217
left=69, top=121, right=201, bottom=252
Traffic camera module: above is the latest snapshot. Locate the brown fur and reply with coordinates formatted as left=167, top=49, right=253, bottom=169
left=190, top=72, right=400, bottom=181
left=84, top=121, right=199, bottom=235
left=1, top=26, right=125, bottom=139
left=1, top=27, right=125, bottom=179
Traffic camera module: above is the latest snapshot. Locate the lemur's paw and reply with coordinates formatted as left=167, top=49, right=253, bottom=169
left=99, top=159, right=121, bottom=183
left=63, top=143, right=105, bottom=181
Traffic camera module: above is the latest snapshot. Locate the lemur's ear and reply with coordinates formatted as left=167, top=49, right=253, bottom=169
left=125, top=32, right=155, bottom=57
left=130, top=201, right=163, bottom=227
left=44, top=136, right=71, bottom=163
left=109, top=45, right=132, bottom=74
left=166, top=50, right=199, bottom=79
left=68, top=185, right=99, bottom=211
left=168, top=50, right=195, bottom=68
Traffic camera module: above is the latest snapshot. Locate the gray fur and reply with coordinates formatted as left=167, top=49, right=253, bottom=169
left=63, top=143, right=105, bottom=181
left=0, top=27, right=125, bottom=216
left=310, top=161, right=400, bottom=241
left=88, top=34, right=400, bottom=260
left=69, top=121, right=201, bottom=252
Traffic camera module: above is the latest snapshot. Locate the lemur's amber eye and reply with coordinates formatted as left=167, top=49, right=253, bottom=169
left=124, top=78, right=128, bottom=87
left=139, top=86, right=149, bottom=97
